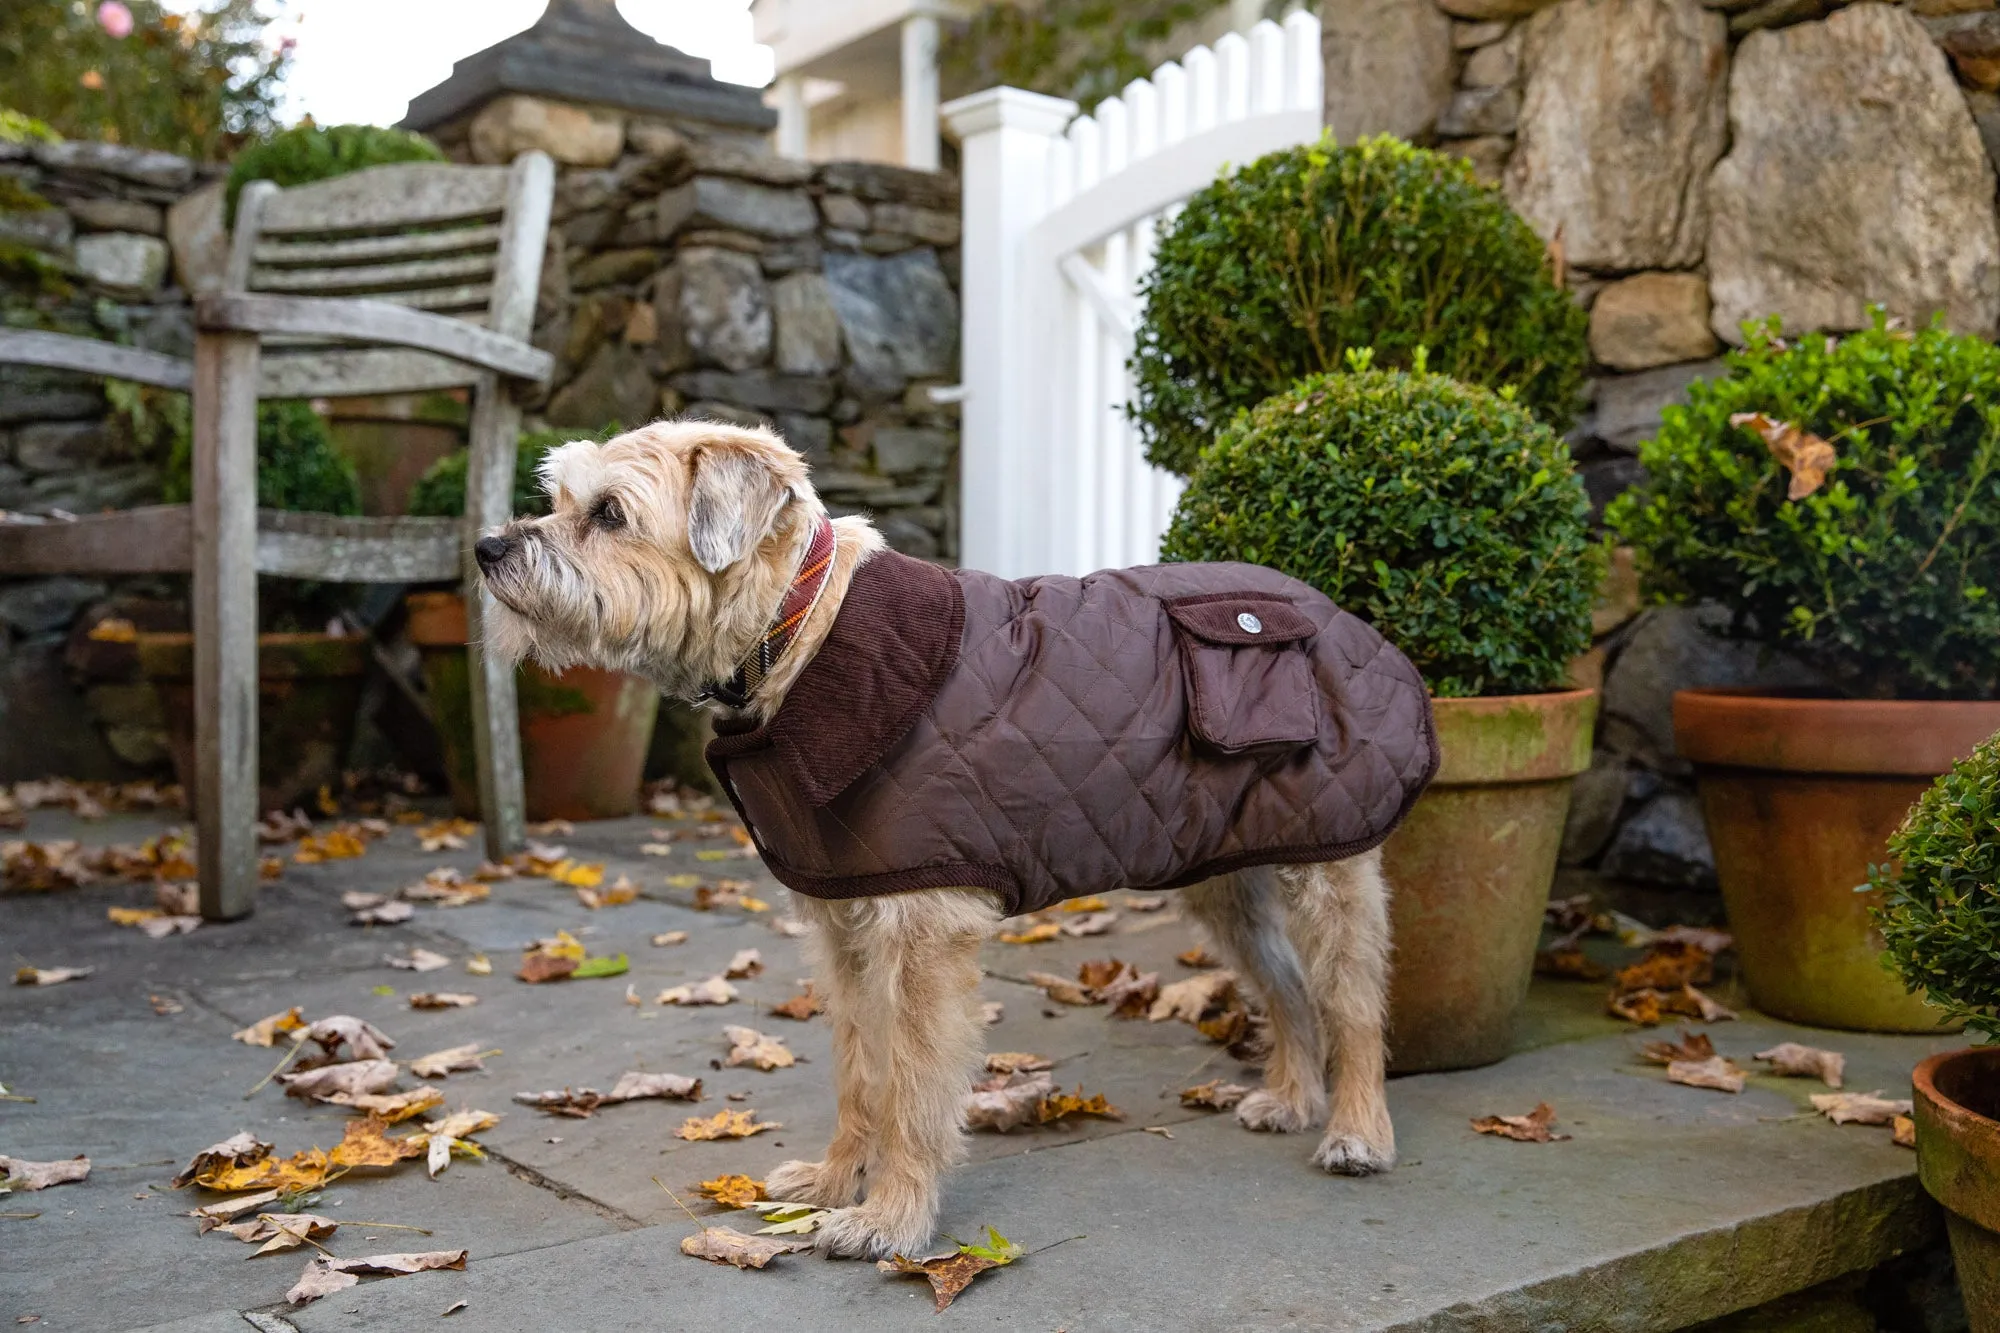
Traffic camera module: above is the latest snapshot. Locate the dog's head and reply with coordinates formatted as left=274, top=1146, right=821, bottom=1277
left=474, top=419, right=820, bottom=696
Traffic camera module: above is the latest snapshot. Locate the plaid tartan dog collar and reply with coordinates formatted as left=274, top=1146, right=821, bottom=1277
left=696, top=515, right=837, bottom=710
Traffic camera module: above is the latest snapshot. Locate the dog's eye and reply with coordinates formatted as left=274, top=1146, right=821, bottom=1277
left=589, top=496, right=625, bottom=531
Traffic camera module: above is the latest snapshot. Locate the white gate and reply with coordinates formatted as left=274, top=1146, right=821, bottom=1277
left=942, top=13, right=1324, bottom=579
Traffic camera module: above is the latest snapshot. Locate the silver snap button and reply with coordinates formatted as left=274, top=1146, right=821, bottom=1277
left=1236, top=611, right=1263, bottom=634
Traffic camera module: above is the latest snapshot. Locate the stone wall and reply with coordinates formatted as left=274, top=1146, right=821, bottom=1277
left=0, top=121, right=962, bottom=782
left=1330, top=0, right=2000, bottom=909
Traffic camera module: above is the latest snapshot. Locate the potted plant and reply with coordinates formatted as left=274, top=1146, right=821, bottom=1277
left=1609, top=313, right=2000, bottom=1031
left=227, top=124, right=465, bottom=516
left=1130, top=134, right=1589, bottom=479
left=141, top=400, right=371, bottom=812
left=404, top=427, right=659, bottom=821
left=1876, top=733, right=2000, bottom=1327
left=1161, top=364, right=1602, bottom=1072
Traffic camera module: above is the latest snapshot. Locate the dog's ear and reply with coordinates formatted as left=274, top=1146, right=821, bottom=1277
left=686, top=434, right=795, bottom=574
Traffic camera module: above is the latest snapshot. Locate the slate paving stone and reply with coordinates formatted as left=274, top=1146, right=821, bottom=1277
left=0, top=809, right=1964, bottom=1332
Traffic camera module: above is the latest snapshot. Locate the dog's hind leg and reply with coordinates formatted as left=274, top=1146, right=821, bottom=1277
left=1183, top=869, right=1327, bottom=1134
left=813, top=888, right=999, bottom=1260
left=765, top=893, right=874, bottom=1209
left=1281, top=853, right=1397, bottom=1175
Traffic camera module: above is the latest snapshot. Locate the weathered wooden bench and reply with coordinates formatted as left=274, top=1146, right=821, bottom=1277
left=0, top=152, right=557, bottom=920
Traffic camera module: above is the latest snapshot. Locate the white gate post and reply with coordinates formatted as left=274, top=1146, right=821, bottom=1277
left=942, top=87, right=1076, bottom=577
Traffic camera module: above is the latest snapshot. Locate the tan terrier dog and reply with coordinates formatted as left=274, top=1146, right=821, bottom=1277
left=476, top=420, right=1434, bottom=1260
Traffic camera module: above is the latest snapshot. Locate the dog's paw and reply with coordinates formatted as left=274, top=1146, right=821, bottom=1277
left=1313, top=1132, right=1396, bottom=1176
left=1235, top=1089, right=1314, bottom=1133
left=765, top=1158, right=861, bottom=1209
left=813, top=1205, right=931, bottom=1261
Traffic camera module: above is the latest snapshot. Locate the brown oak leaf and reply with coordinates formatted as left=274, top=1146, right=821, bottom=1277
left=1471, top=1102, right=1571, bottom=1143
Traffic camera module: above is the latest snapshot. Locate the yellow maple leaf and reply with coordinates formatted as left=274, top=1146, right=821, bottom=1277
left=327, top=1116, right=428, bottom=1170
left=548, top=859, right=605, bottom=888
left=107, top=906, right=163, bottom=926
left=695, top=1174, right=766, bottom=1208
left=1061, top=896, right=1110, bottom=913
left=198, top=1148, right=331, bottom=1194
left=676, top=1110, right=781, bottom=1141
left=1000, top=922, right=1061, bottom=945
left=1038, top=1085, right=1125, bottom=1124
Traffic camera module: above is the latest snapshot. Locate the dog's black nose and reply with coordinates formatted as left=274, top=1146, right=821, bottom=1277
left=474, top=535, right=514, bottom=570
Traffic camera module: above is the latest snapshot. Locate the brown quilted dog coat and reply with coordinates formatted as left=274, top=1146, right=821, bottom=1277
left=706, top=549, right=1439, bottom=916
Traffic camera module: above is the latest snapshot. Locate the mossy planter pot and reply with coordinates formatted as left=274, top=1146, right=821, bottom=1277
left=137, top=632, right=368, bottom=814
left=405, top=592, right=658, bottom=822
left=1914, top=1048, right=2000, bottom=1332
left=1675, top=689, right=2000, bottom=1033
left=1383, top=688, right=1598, bottom=1074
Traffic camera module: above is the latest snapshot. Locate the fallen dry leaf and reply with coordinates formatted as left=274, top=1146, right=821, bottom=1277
left=1535, top=947, right=1609, bottom=981
left=351, top=900, right=415, bottom=926
left=387, top=948, right=450, bottom=973
left=695, top=1174, right=765, bottom=1208
left=218, top=1211, right=338, bottom=1254
left=1125, top=894, right=1167, bottom=912
left=13, top=966, right=91, bottom=987
left=1731, top=411, right=1836, bottom=500
left=1638, top=1030, right=1716, bottom=1065
left=1614, top=941, right=1713, bottom=994
left=767, top=984, right=822, bottom=1020
left=1812, top=1092, right=1912, bottom=1126
left=1148, top=970, right=1236, bottom=1024
left=964, top=1070, right=1055, bottom=1133
left=652, top=931, right=689, bottom=947
left=281, top=1059, right=399, bottom=1102
left=1060, top=911, right=1117, bottom=937
left=408, top=992, right=479, bottom=1010
left=878, top=1226, right=1022, bottom=1312
left=0, top=1155, right=89, bottom=1191
left=155, top=882, right=199, bottom=915
left=1040, top=1084, right=1124, bottom=1124
left=514, top=1072, right=703, bottom=1117
left=232, top=1007, right=306, bottom=1047
left=517, top=931, right=584, bottom=984
left=411, top=1044, right=489, bottom=1079
left=150, top=993, right=185, bottom=1015
left=999, top=922, right=1060, bottom=945
left=659, top=976, right=738, bottom=1007
left=417, top=1109, right=501, bottom=1177
left=1096, top=965, right=1160, bottom=1018
left=1471, top=1103, right=1571, bottom=1143
left=1894, top=1115, right=1917, bottom=1148
left=304, top=1015, right=395, bottom=1062
left=324, top=1087, right=446, bottom=1122
left=724, top=949, right=764, bottom=980
left=465, top=954, right=492, bottom=976
left=575, top=875, right=638, bottom=909
left=172, top=1132, right=268, bottom=1188
left=980, top=1000, right=1005, bottom=1026
left=1667, top=1055, right=1746, bottom=1094
left=327, top=1116, right=429, bottom=1172
left=1025, top=971, right=1093, bottom=1006
left=294, top=826, right=370, bottom=865
left=691, top=880, right=769, bottom=912
left=676, top=1110, right=780, bottom=1141
left=286, top=1250, right=468, bottom=1305
left=1755, top=1042, right=1845, bottom=1089
left=185, top=1188, right=281, bottom=1232
left=722, top=1026, right=794, bottom=1072
left=767, top=916, right=808, bottom=939
left=1176, top=946, right=1220, bottom=969
left=681, top=1226, right=805, bottom=1269
left=984, top=1052, right=1052, bottom=1075
left=1179, top=1079, right=1250, bottom=1110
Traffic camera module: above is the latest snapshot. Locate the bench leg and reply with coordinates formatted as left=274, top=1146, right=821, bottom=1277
left=465, top=375, right=526, bottom=862
left=191, top=330, right=260, bottom=920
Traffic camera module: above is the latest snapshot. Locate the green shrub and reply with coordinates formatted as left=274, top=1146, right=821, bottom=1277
left=1160, top=363, right=1599, bottom=697
left=406, top=425, right=623, bottom=520
left=1131, top=136, right=1588, bottom=477
left=1605, top=313, right=2000, bottom=700
left=0, top=109, right=59, bottom=144
left=1873, top=732, right=2000, bottom=1038
left=226, top=123, right=445, bottom=221
left=161, top=400, right=361, bottom=516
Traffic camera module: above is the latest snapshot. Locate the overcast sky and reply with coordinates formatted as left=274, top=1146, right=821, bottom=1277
left=163, top=0, right=773, bottom=129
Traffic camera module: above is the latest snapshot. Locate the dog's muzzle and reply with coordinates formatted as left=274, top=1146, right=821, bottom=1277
left=474, top=534, right=516, bottom=573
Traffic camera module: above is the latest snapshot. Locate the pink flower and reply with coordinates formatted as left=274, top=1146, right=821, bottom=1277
left=97, top=2, right=134, bottom=39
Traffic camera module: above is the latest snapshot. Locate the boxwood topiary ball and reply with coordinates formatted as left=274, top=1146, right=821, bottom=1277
left=1874, top=732, right=2000, bottom=1037
left=1160, top=366, right=1599, bottom=699
left=1131, top=136, right=1588, bottom=478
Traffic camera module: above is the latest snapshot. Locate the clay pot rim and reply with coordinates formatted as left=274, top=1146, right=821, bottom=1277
left=1427, top=687, right=1599, bottom=787
left=405, top=590, right=470, bottom=649
left=1675, top=687, right=2000, bottom=776
left=1914, top=1046, right=2000, bottom=1230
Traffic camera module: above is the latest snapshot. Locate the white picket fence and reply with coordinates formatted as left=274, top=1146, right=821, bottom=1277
left=942, top=13, right=1325, bottom=579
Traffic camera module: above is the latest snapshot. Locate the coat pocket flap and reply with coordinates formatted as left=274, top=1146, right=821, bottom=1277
left=1164, top=595, right=1318, bottom=647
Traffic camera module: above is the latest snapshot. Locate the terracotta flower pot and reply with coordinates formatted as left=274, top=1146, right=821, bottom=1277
left=1675, top=689, right=2000, bottom=1032
left=405, top=592, right=658, bottom=822
left=1384, top=688, right=1599, bottom=1073
left=321, top=392, right=466, bottom=516
left=137, top=632, right=369, bottom=814
left=1914, top=1048, right=2000, bottom=1332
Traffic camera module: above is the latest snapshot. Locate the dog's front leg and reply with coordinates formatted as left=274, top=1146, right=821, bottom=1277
left=813, top=889, right=996, bottom=1260
left=766, top=897, right=872, bottom=1209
